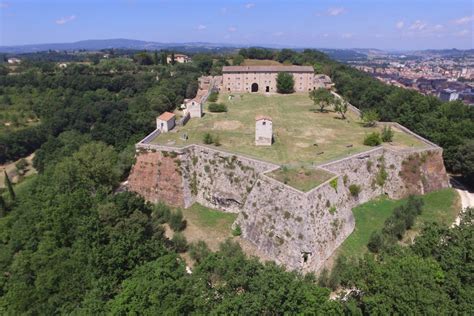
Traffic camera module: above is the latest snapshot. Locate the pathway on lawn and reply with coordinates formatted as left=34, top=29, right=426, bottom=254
left=451, top=178, right=474, bottom=226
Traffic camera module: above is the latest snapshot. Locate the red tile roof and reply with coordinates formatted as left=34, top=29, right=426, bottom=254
left=158, top=112, right=175, bottom=121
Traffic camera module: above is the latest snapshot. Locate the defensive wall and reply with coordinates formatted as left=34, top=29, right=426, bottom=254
left=127, top=122, right=449, bottom=272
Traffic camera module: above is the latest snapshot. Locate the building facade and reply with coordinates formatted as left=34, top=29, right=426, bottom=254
left=222, top=65, right=329, bottom=93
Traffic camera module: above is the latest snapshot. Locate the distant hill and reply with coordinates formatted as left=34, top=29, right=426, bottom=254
left=0, top=39, right=242, bottom=54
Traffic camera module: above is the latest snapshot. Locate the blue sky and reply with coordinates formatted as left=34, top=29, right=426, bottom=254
left=0, top=0, right=473, bottom=49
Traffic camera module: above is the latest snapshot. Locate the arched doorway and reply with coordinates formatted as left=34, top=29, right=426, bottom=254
left=251, top=83, right=258, bottom=92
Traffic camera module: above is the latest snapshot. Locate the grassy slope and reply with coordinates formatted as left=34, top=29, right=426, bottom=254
left=337, top=188, right=460, bottom=258
left=267, top=167, right=334, bottom=192
left=152, top=93, right=426, bottom=165
left=180, top=203, right=238, bottom=251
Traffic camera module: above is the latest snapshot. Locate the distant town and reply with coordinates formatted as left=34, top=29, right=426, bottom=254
left=347, top=51, right=474, bottom=105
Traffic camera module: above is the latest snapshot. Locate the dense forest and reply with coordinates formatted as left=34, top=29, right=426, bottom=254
left=0, top=49, right=472, bottom=313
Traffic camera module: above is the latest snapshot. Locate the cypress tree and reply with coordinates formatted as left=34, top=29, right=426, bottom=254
left=0, top=195, right=6, bottom=217
left=4, top=171, right=15, bottom=201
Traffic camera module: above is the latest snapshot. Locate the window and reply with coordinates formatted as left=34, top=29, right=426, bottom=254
left=262, top=121, right=266, bottom=126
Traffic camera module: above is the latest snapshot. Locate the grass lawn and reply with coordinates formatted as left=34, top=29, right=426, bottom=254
left=180, top=203, right=238, bottom=251
left=267, top=166, right=334, bottom=192
left=337, top=188, right=460, bottom=259
left=241, top=59, right=283, bottom=66
left=152, top=93, right=426, bottom=165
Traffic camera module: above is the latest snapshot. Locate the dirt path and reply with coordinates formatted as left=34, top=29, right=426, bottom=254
left=451, top=178, right=474, bottom=226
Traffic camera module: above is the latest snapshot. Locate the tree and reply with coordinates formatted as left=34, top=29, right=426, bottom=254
left=381, top=126, right=394, bottom=142
left=160, top=52, right=168, bottom=65
left=170, top=52, right=176, bottom=65
left=452, top=140, right=474, bottom=184
left=363, top=132, right=382, bottom=146
left=334, top=97, right=348, bottom=119
left=0, top=195, right=6, bottom=217
left=15, top=158, right=28, bottom=176
left=362, top=109, right=380, bottom=127
left=309, top=88, right=334, bottom=112
left=233, top=54, right=244, bottom=65
left=134, top=52, right=153, bottom=65
left=153, top=51, right=159, bottom=65
left=276, top=72, right=294, bottom=94
left=4, top=171, right=15, bottom=201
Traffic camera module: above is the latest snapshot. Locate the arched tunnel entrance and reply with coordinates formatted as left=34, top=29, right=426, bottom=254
left=251, top=83, right=259, bottom=92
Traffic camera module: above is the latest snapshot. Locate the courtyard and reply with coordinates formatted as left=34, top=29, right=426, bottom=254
left=150, top=93, right=427, bottom=165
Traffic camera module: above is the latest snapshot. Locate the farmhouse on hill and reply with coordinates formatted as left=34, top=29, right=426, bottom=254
left=255, top=115, right=273, bottom=146
left=167, top=54, right=191, bottom=64
left=222, top=65, right=331, bottom=93
left=156, top=112, right=176, bottom=132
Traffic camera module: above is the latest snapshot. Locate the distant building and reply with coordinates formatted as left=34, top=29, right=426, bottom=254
left=167, top=54, right=191, bottom=64
left=222, top=65, right=332, bottom=93
left=156, top=112, right=176, bottom=132
left=439, top=88, right=459, bottom=102
left=7, top=58, right=21, bottom=64
left=255, top=115, right=273, bottom=146
left=58, top=63, right=68, bottom=68
left=184, top=99, right=202, bottom=118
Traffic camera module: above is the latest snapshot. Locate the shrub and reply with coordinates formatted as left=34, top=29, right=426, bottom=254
left=381, top=126, right=394, bottom=142
left=232, top=224, right=242, bottom=236
left=208, top=103, right=227, bottom=112
left=154, top=202, right=171, bottom=224
left=172, top=232, right=188, bottom=253
left=349, top=184, right=361, bottom=197
left=362, top=109, right=379, bottom=127
left=367, top=231, right=384, bottom=253
left=364, top=132, right=382, bottom=146
left=203, top=133, right=213, bottom=144
left=169, top=209, right=187, bottom=231
left=208, top=91, right=218, bottom=102
left=376, top=164, right=388, bottom=186
left=329, top=178, right=338, bottom=191
left=189, top=241, right=210, bottom=263
left=213, top=135, right=221, bottom=147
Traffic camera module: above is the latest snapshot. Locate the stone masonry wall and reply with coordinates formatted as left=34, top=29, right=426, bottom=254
left=127, top=141, right=449, bottom=273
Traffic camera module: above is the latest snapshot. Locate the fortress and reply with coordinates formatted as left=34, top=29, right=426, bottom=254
left=222, top=65, right=332, bottom=93
left=126, top=74, right=450, bottom=273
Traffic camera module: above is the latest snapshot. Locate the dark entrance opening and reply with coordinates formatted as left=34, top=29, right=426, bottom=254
left=251, top=83, right=259, bottom=92
left=266, top=86, right=270, bottom=92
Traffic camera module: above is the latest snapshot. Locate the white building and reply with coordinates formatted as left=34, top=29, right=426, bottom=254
left=255, top=115, right=273, bottom=146
left=156, top=112, right=176, bottom=133
left=7, top=58, right=21, bottom=64
left=167, top=54, right=191, bottom=64
left=185, top=99, right=202, bottom=118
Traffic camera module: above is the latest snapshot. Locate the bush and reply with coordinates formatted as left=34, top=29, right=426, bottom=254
left=348, top=184, right=361, bottom=197
left=203, top=133, right=213, bottom=145
left=362, top=109, right=379, bottom=127
left=189, top=241, right=210, bottom=263
left=364, top=132, right=382, bottom=146
left=154, top=202, right=171, bottom=224
left=208, top=91, right=218, bottom=102
left=208, top=103, right=227, bottom=112
left=367, top=231, right=384, bottom=253
left=381, top=126, right=394, bottom=142
left=171, top=232, right=188, bottom=253
left=232, top=224, right=242, bottom=236
left=169, top=209, right=187, bottom=231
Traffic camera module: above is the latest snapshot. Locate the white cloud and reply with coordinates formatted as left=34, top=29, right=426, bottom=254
left=433, top=24, right=444, bottom=31
left=455, top=29, right=470, bottom=37
left=244, top=3, right=255, bottom=9
left=0, top=2, right=10, bottom=9
left=273, top=31, right=284, bottom=37
left=228, top=26, right=237, bottom=32
left=322, top=33, right=329, bottom=38
left=55, top=15, right=76, bottom=25
left=396, top=21, right=404, bottom=29
left=452, top=15, right=474, bottom=25
left=327, top=7, right=346, bottom=16
left=409, top=20, right=427, bottom=31
left=341, top=33, right=353, bottom=39
left=196, top=24, right=206, bottom=30
left=220, top=7, right=227, bottom=14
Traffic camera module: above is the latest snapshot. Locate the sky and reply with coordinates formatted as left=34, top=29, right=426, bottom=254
left=0, top=0, right=473, bottom=50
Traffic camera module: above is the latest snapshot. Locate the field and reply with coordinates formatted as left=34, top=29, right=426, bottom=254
left=151, top=93, right=427, bottom=165
left=336, top=188, right=460, bottom=259
left=241, top=59, right=283, bottom=66
left=180, top=203, right=238, bottom=251
left=267, top=166, right=334, bottom=192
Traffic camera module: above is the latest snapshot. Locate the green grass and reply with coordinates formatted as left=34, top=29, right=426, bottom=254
left=337, top=188, right=460, bottom=258
left=182, top=203, right=237, bottom=231
left=152, top=93, right=426, bottom=165
left=267, top=167, right=334, bottom=192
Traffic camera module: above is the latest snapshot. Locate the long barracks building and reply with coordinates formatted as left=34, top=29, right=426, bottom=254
left=222, top=65, right=330, bottom=93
